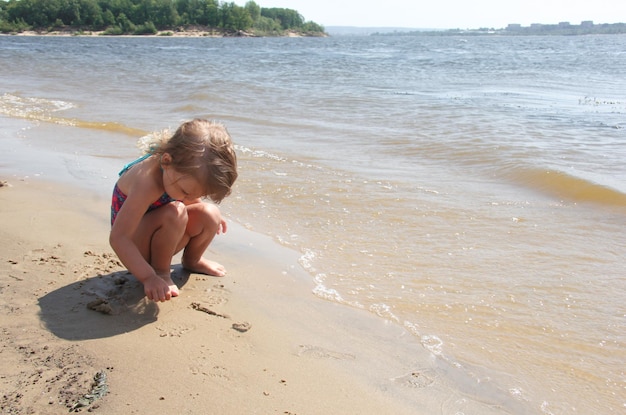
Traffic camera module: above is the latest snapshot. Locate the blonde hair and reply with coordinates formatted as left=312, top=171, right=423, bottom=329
left=139, top=119, right=238, bottom=203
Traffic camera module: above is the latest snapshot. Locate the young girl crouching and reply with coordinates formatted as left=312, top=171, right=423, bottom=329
left=109, top=119, right=238, bottom=302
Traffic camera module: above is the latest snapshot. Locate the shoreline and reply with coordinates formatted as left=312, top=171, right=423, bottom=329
left=0, top=100, right=514, bottom=412
left=0, top=83, right=542, bottom=413
left=0, top=117, right=438, bottom=414
left=1, top=28, right=326, bottom=38
left=0, top=110, right=535, bottom=414
left=0, top=176, right=443, bottom=414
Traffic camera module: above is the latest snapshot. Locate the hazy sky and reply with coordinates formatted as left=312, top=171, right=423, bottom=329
left=237, top=0, right=626, bottom=29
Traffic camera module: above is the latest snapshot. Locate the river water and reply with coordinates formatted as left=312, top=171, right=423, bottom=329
left=1, top=34, right=625, bottom=414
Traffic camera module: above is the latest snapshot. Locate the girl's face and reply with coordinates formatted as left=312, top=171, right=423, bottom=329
left=162, top=166, right=204, bottom=202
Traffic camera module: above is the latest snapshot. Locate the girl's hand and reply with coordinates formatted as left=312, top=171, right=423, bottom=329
left=217, top=217, right=228, bottom=235
left=143, top=275, right=172, bottom=302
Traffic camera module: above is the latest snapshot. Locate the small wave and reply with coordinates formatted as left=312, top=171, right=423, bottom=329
left=69, top=119, right=146, bottom=136
left=172, top=103, right=205, bottom=113
left=369, top=303, right=400, bottom=322
left=511, top=168, right=626, bottom=207
left=236, top=144, right=286, bottom=162
left=298, top=248, right=317, bottom=272
left=0, top=93, right=74, bottom=118
left=301, top=250, right=344, bottom=301
left=312, top=279, right=345, bottom=303
left=0, top=93, right=145, bottom=137
left=421, top=334, right=444, bottom=356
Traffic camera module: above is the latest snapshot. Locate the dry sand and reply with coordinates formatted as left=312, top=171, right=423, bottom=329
left=0, top=178, right=438, bottom=414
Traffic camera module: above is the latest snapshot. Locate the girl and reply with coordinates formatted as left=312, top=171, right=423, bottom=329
left=110, top=119, right=238, bottom=302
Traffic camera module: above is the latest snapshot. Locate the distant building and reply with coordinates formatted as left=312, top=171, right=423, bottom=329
left=506, top=23, right=522, bottom=30
left=581, top=21, right=594, bottom=27
left=558, top=21, right=571, bottom=27
left=530, top=23, right=543, bottom=29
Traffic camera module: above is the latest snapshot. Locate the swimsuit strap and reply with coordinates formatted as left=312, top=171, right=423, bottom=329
left=119, top=153, right=152, bottom=176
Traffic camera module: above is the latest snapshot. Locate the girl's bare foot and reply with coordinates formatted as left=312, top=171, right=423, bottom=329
left=183, top=258, right=226, bottom=277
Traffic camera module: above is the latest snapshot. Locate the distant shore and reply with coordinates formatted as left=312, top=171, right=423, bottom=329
left=2, top=28, right=326, bottom=38
left=372, top=21, right=626, bottom=36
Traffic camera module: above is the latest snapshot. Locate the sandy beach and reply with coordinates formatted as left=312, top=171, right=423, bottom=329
left=5, top=28, right=312, bottom=38
left=0, top=177, right=442, bottom=414
left=9, top=29, right=242, bottom=37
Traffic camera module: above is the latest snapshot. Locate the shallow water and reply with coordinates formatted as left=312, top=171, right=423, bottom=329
left=1, top=34, right=625, bottom=414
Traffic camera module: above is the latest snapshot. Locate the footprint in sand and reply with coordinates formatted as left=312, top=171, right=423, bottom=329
left=391, top=369, right=436, bottom=388
left=209, top=365, right=230, bottom=380
left=155, top=322, right=196, bottom=337
left=189, top=364, right=231, bottom=381
left=297, top=345, right=356, bottom=360
left=201, top=283, right=229, bottom=307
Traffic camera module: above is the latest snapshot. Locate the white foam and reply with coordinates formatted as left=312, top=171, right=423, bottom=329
left=236, top=144, right=285, bottom=161
left=369, top=303, right=399, bottom=322
left=421, top=334, right=444, bottom=356
left=0, top=93, right=74, bottom=120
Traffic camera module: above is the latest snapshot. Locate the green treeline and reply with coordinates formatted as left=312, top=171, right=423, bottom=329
left=0, top=0, right=326, bottom=36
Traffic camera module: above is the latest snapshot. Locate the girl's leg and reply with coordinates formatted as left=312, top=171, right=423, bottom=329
left=134, top=202, right=188, bottom=295
left=178, top=202, right=226, bottom=276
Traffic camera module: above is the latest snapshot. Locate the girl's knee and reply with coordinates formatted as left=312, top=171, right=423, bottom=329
left=187, top=203, right=221, bottom=235
left=161, top=202, right=188, bottom=227
left=203, top=203, right=222, bottom=224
